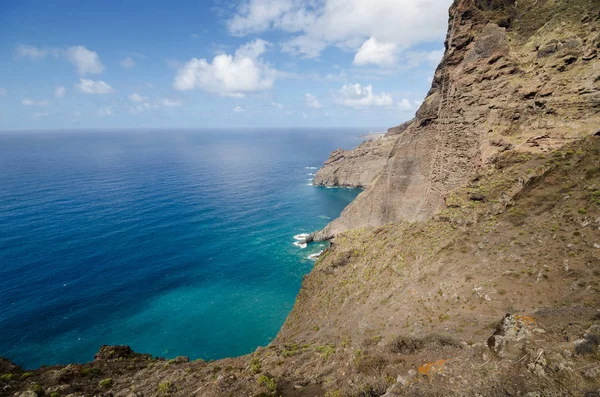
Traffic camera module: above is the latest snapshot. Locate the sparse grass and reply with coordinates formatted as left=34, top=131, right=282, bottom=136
left=99, top=378, right=113, bottom=388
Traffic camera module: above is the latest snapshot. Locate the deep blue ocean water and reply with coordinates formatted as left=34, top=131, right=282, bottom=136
left=0, top=129, right=365, bottom=369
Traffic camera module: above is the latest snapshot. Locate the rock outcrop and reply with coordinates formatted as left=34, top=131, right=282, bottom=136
left=385, top=118, right=414, bottom=137
left=312, top=0, right=600, bottom=240
left=312, top=137, right=396, bottom=188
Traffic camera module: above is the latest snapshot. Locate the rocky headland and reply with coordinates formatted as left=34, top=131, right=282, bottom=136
left=2, top=0, right=600, bottom=396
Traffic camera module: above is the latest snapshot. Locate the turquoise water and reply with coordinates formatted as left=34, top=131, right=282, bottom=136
left=0, top=129, right=363, bottom=369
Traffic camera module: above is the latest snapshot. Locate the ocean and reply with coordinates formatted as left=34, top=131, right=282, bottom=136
left=0, top=128, right=364, bottom=369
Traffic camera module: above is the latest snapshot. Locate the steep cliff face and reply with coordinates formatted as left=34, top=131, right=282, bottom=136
left=2, top=2, right=600, bottom=396
left=312, top=0, right=600, bottom=240
left=312, top=137, right=396, bottom=188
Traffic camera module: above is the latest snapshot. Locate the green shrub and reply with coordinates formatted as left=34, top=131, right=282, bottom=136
left=258, top=375, right=277, bottom=393
left=249, top=357, right=261, bottom=374
left=315, top=345, right=335, bottom=360
left=0, top=374, right=13, bottom=382
left=99, top=378, right=113, bottom=388
left=157, top=381, right=174, bottom=396
left=29, top=384, right=44, bottom=394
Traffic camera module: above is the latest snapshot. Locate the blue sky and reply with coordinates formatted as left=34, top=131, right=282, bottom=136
left=0, top=0, right=453, bottom=130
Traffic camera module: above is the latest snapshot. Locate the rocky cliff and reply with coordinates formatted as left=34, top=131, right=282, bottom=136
left=312, top=137, right=396, bottom=188
left=311, top=0, right=600, bottom=241
left=2, top=1, right=600, bottom=396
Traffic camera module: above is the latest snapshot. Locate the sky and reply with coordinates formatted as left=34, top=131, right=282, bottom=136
left=0, top=0, right=453, bottom=130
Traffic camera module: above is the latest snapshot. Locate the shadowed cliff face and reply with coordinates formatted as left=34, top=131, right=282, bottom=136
left=312, top=0, right=600, bottom=240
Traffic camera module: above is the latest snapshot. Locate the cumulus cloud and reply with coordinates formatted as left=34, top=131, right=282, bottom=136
left=173, top=39, right=276, bottom=96
left=65, top=46, right=104, bottom=75
left=354, top=37, right=397, bottom=66
left=227, top=0, right=452, bottom=58
left=16, top=44, right=104, bottom=75
left=305, top=93, right=322, bottom=109
left=233, top=105, right=245, bottom=112
left=21, top=98, right=49, bottom=106
left=120, top=56, right=136, bottom=69
left=334, top=83, right=393, bottom=108
left=128, top=93, right=146, bottom=102
left=54, top=86, right=66, bottom=98
left=76, top=78, right=114, bottom=94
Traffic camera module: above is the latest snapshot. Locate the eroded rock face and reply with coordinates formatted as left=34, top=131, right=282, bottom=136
left=312, top=0, right=600, bottom=240
left=385, top=119, right=415, bottom=137
left=312, top=137, right=396, bottom=188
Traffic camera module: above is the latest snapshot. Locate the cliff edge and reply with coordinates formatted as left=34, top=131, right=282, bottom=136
left=312, top=137, right=396, bottom=188
left=312, top=0, right=600, bottom=241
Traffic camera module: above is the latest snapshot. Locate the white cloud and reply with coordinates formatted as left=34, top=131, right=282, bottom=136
left=97, top=106, right=113, bottom=116
left=233, top=105, right=245, bottom=112
left=403, top=49, right=444, bottom=68
left=121, top=56, right=136, bottom=69
left=354, top=37, right=397, bottom=66
left=228, top=0, right=452, bottom=58
left=173, top=39, right=276, bottom=96
left=65, top=46, right=104, bottom=75
left=234, top=38, right=270, bottom=59
left=161, top=98, right=184, bottom=107
left=76, top=78, right=114, bottom=94
left=397, top=98, right=421, bottom=111
left=21, top=98, right=49, bottom=106
left=334, top=83, right=393, bottom=108
left=305, top=93, right=322, bottom=109
left=54, top=86, right=66, bottom=98
left=16, top=44, right=104, bottom=75
left=15, top=44, right=58, bottom=60
left=128, top=93, right=146, bottom=102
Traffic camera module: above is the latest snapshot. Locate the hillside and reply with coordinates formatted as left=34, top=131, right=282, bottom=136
left=3, top=134, right=599, bottom=397
left=2, top=0, right=600, bottom=396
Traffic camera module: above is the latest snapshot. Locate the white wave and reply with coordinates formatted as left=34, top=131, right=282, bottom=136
left=308, top=251, right=323, bottom=260
left=304, top=166, right=317, bottom=169
left=294, top=233, right=310, bottom=241
left=293, top=241, right=308, bottom=249
left=307, top=172, right=315, bottom=176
